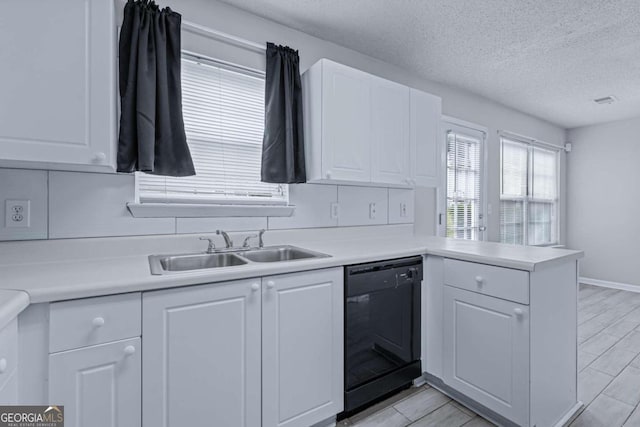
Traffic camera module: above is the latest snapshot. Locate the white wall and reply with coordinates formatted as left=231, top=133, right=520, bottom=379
left=567, top=116, right=640, bottom=286
left=169, top=0, right=566, bottom=242
left=0, top=0, right=566, bottom=242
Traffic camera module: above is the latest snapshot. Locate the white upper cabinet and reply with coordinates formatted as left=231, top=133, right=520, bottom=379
left=321, top=61, right=372, bottom=182
left=0, top=0, right=116, bottom=172
left=410, top=89, right=442, bottom=187
left=303, top=59, right=441, bottom=188
left=371, top=78, right=410, bottom=185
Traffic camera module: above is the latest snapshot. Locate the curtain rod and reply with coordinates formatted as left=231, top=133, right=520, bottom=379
left=498, top=130, right=562, bottom=151
left=182, top=20, right=265, bottom=54
left=116, top=0, right=266, bottom=53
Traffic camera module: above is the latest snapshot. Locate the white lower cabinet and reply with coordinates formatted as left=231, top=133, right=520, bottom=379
left=442, top=285, right=529, bottom=425
left=48, top=337, right=141, bottom=427
left=142, top=278, right=262, bottom=427
left=426, top=256, right=579, bottom=427
left=0, top=318, right=18, bottom=404
left=0, top=371, right=17, bottom=404
left=142, top=268, right=344, bottom=427
left=262, top=268, right=344, bottom=427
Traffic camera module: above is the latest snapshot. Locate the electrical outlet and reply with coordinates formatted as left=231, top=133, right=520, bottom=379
left=487, top=203, right=493, bottom=215
left=400, top=203, right=407, bottom=217
left=5, top=199, right=30, bottom=228
left=330, top=202, right=340, bottom=219
left=369, top=202, right=377, bottom=219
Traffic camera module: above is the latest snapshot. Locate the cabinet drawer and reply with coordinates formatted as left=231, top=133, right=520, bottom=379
left=444, top=259, right=529, bottom=304
left=0, top=319, right=18, bottom=390
left=50, top=293, right=141, bottom=353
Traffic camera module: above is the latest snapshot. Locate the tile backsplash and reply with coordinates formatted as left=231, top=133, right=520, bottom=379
left=0, top=168, right=416, bottom=241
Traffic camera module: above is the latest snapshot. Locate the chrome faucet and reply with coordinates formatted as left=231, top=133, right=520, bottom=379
left=258, top=229, right=266, bottom=248
left=216, top=229, right=233, bottom=248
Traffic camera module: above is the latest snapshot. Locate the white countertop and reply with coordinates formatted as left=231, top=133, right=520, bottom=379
left=0, top=290, right=29, bottom=330
left=0, top=227, right=583, bottom=304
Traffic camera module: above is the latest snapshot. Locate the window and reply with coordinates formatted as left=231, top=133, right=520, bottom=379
left=445, top=127, right=484, bottom=240
left=500, top=137, right=559, bottom=245
left=136, top=55, right=287, bottom=205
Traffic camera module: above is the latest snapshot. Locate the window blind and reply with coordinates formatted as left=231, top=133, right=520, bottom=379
left=446, top=130, right=482, bottom=240
left=137, top=56, right=288, bottom=205
left=500, top=137, right=559, bottom=245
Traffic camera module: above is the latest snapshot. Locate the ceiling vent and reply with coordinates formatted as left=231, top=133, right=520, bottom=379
left=594, top=96, right=617, bottom=105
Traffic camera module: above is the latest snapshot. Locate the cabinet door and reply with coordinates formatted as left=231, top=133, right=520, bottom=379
left=322, top=61, right=371, bottom=182
left=262, top=268, right=344, bottom=427
left=443, top=286, right=529, bottom=426
left=371, top=77, right=410, bottom=185
left=49, top=338, right=141, bottom=427
left=142, top=279, right=261, bottom=427
left=410, top=89, right=442, bottom=187
left=0, top=0, right=115, bottom=172
left=0, top=372, right=17, bottom=405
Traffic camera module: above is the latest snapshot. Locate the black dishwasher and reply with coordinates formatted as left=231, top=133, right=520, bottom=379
left=342, top=256, right=423, bottom=416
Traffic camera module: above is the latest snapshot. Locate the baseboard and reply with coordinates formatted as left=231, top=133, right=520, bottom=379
left=424, top=373, right=517, bottom=427
left=580, top=277, right=640, bottom=293
left=554, top=401, right=583, bottom=427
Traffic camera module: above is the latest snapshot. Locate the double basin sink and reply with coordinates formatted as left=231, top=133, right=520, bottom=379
left=149, top=245, right=330, bottom=275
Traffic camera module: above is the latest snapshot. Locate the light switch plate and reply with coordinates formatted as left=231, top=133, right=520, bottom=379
left=5, top=199, right=30, bottom=228
left=330, top=202, right=340, bottom=219
left=400, top=203, right=407, bottom=217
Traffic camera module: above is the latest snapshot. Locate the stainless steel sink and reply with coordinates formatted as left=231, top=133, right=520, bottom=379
left=149, top=245, right=330, bottom=275
left=239, top=245, right=330, bottom=263
left=149, top=252, right=248, bottom=274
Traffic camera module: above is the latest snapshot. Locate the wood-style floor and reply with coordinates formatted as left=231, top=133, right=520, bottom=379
left=337, top=284, right=640, bottom=427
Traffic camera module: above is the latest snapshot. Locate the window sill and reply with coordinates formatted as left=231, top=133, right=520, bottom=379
left=127, top=203, right=295, bottom=218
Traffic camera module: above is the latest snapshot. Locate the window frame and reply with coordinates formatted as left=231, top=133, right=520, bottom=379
left=129, top=52, right=294, bottom=218
left=499, top=135, right=561, bottom=246
left=439, top=116, right=488, bottom=241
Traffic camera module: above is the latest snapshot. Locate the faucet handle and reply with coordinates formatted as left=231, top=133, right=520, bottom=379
left=242, top=234, right=259, bottom=248
left=199, top=237, right=216, bottom=253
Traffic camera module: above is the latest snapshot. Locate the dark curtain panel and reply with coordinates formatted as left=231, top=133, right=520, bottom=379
left=261, top=42, right=306, bottom=183
left=117, top=0, right=195, bottom=177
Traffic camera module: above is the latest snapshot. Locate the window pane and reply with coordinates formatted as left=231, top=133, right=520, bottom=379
left=137, top=57, right=287, bottom=204
left=531, top=146, right=557, bottom=200
left=500, top=137, right=559, bottom=246
left=446, top=131, right=481, bottom=240
left=501, top=139, right=528, bottom=197
left=446, top=199, right=478, bottom=240
left=500, top=200, right=524, bottom=245
left=528, top=202, right=554, bottom=245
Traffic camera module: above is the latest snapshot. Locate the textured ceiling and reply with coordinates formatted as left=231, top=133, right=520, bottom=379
left=218, top=0, right=640, bottom=128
